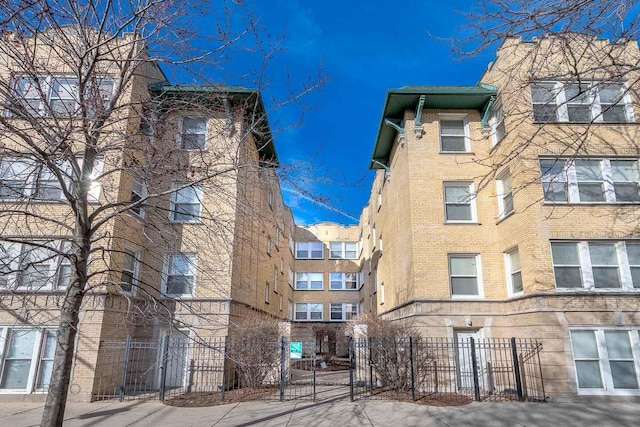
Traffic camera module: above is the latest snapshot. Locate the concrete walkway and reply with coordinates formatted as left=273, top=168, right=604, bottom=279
left=1, top=397, right=639, bottom=426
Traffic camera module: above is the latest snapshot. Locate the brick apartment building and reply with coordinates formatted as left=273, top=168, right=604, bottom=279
left=1, top=30, right=639, bottom=401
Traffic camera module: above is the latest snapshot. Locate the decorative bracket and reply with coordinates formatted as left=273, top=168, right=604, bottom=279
left=414, top=95, right=426, bottom=139
left=384, top=118, right=406, bottom=146
left=480, top=96, right=496, bottom=137
left=372, top=159, right=390, bottom=182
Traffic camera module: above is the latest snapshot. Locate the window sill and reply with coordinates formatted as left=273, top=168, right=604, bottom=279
left=556, top=288, right=640, bottom=293
left=543, top=201, right=640, bottom=206
left=444, top=221, right=480, bottom=225
left=533, top=120, right=637, bottom=126
left=169, top=220, right=203, bottom=224
left=439, top=151, right=475, bottom=155
left=496, top=211, right=515, bottom=224
left=329, top=288, right=359, bottom=291
left=294, top=288, right=324, bottom=291
left=451, top=295, right=484, bottom=300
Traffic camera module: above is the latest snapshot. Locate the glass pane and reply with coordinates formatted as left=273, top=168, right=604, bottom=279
left=565, top=84, right=590, bottom=103
left=166, top=276, right=193, bottom=295
left=605, top=331, right=632, bottom=358
left=578, top=183, right=605, bottom=202
left=175, top=187, right=199, bottom=204
left=445, top=185, right=470, bottom=203
left=7, top=330, right=37, bottom=358
left=575, top=361, right=603, bottom=388
left=592, top=267, right=621, bottom=288
left=614, top=183, right=640, bottom=202
left=631, top=267, right=640, bottom=289
left=450, top=257, right=477, bottom=275
left=123, top=251, right=136, bottom=271
left=0, top=360, right=32, bottom=389
left=451, top=277, right=478, bottom=295
left=441, top=136, right=466, bottom=152
left=446, top=205, right=471, bottom=221
left=626, top=243, right=640, bottom=265
left=37, top=360, right=54, bottom=389
left=508, top=250, right=521, bottom=270
left=169, top=255, right=192, bottom=275
left=531, top=84, right=555, bottom=103
left=183, top=117, right=206, bottom=133
left=511, top=271, right=523, bottom=293
left=533, top=104, right=557, bottom=122
left=440, top=120, right=465, bottom=135
left=502, top=193, right=514, bottom=214
left=612, top=161, right=638, bottom=182
left=599, top=85, right=622, bottom=104
left=42, top=332, right=56, bottom=359
left=543, top=182, right=568, bottom=202
left=589, top=244, right=617, bottom=265
left=182, top=134, right=205, bottom=150
left=571, top=331, right=599, bottom=358
left=554, top=267, right=583, bottom=288
left=610, top=361, right=638, bottom=389
left=575, top=160, right=603, bottom=181
left=173, top=203, right=200, bottom=221
left=551, top=243, right=579, bottom=265
left=567, top=105, right=592, bottom=122
left=602, top=105, right=627, bottom=123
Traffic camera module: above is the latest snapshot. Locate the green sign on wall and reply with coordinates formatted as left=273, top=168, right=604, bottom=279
left=290, top=341, right=302, bottom=359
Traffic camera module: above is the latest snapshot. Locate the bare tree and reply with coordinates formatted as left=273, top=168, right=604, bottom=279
left=0, top=1, right=322, bottom=426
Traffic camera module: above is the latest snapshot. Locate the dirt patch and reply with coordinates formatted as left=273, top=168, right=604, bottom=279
left=375, top=390, right=474, bottom=406
left=164, top=387, right=278, bottom=407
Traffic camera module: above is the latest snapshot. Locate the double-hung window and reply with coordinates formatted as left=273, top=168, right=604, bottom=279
left=294, top=303, right=323, bottom=321
left=551, top=241, right=640, bottom=290
left=570, top=329, right=640, bottom=394
left=17, top=243, right=58, bottom=290
left=0, top=328, right=57, bottom=392
left=0, top=158, right=73, bottom=201
left=490, top=102, right=506, bottom=145
left=531, top=81, right=633, bottom=123
left=439, top=117, right=469, bottom=152
left=330, top=303, right=358, bottom=321
left=330, top=272, right=358, bottom=290
left=505, top=248, right=523, bottom=295
left=295, top=272, right=323, bottom=290
left=496, top=169, right=514, bottom=218
left=164, top=253, right=197, bottom=296
left=120, top=249, right=140, bottom=295
left=449, top=254, right=482, bottom=297
left=541, top=159, right=640, bottom=203
left=329, top=242, right=358, bottom=259
left=179, top=117, right=207, bottom=150
left=170, top=184, right=202, bottom=222
left=444, top=182, right=476, bottom=222
left=130, top=175, right=147, bottom=217
left=295, top=242, right=324, bottom=259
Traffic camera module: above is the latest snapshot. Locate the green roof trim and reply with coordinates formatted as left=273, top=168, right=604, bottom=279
left=370, top=85, right=498, bottom=169
left=150, top=84, right=278, bottom=166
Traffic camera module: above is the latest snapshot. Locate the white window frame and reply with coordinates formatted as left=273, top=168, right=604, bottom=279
left=329, top=303, right=359, bottom=321
left=169, top=183, right=203, bottom=223
left=0, top=327, right=56, bottom=393
left=439, top=114, right=470, bottom=153
left=264, top=281, right=270, bottom=303
left=505, top=247, right=523, bottom=297
left=443, top=182, right=477, bottom=223
left=0, top=158, right=73, bottom=201
left=496, top=169, right=514, bottom=218
left=119, top=247, right=140, bottom=296
left=129, top=175, right=147, bottom=218
left=329, top=272, right=358, bottom=290
left=295, top=272, right=323, bottom=290
left=531, top=81, right=634, bottom=123
left=177, top=116, right=208, bottom=150
left=266, top=237, right=272, bottom=255
left=380, top=282, right=385, bottom=305
left=0, top=240, right=69, bottom=292
left=273, top=265, right=279, bottom=293
left=295, top=241, right=324, bottom=259
left=490, top=101, right=506, bottom=146
left=551, top=241, right=640, bottom=291
left=162, top=253, right=197, bottom=297
left=570, top=328, right=640, bottom=396
left=287, top=300, right=293, bottom=320
left=448, top=254, right=484, bottom=298
left=329, top=241, right=358, bottom=259
left=288, top=267, right=294, bottom=288
left=294, top=303, right=323, bottom=321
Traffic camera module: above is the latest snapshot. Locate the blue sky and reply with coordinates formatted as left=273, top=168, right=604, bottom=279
left=198, top=1, right=494, bottom=225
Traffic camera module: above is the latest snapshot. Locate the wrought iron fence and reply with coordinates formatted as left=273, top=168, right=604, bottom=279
left=350, top=336, right=545, bottom=403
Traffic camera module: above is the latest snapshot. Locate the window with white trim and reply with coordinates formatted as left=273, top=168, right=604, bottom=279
left=531, top=81, right=633, bottom=123
left=266, top=237, right=271, bottom=255
left=449, top=254, right=482, bottom=297
left=294, top=303, right=323, bottom=321
left=275, top=227, right=280, bottom=247
left=329, top=242, right=358, bottom=259
left=279, top=295, right=283, bottom=311
left=541, top=159, right=640, bottom=203
left=164, top=253, right=197, bottom=296
left=570, top=329, right=640, bottom=394
left=330, top=303, right=358, bottom=321
left=178, top=117, right=207, bottom=150
left=0, top=328, right=56, bottom=392
left=330, top=272, right=358, bottom=290
left=295, top=272, right=323, bottom=290
left=0, top=159, right=72, bottom=201
left=505, top=248, right=523, bottom=295
left=273, top=265, right=278, bottom=293
left=170, top=184, right=202, bottom=222
left=130, top=175, right=146, bottom=218
left=439, top=117, right=469, bottom=152
left=0, top=240, right=69, bottom=291
left=295, top=242, right=323, bottom=259
left=444, top=182, right=476, bottom=222
left=287, top=300, right=293, bottom=320
left=120, top=248, right=140, bottom=295
left=551, top=241, right=640, bottom=290
left=496, top=170, right=514, bottom=218
left=288, top=267, right=294, bottom=287
left=490, top=101, right=506, bottom=145
left=380, top=282, right=385, bottom=304
left=264, top=281, right=270, bottom=303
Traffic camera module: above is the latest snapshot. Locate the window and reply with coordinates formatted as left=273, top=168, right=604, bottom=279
left=164, top=253, right=197, bottom=296
left=570, top=329, right=640, bottom=394
left=0, top=328, right=56, bottom=392
left=496, top=170, right=514, bottom=218
left=444, top=182, right=476, bottom=222
left=490, top=101, right=506, bottom=145
left=0, top=159, right=71, bottom=201
left=505, top=248, right=523, bottom=295
left=288, top=300, right=293, bottom=320
left=268, top=190, right=273, bottom=208
left=439, top=117, right=469, bottom=152
left=130, top=175, right=146, bottom=217
left=288, top=267, right=294, bottom=287
left=329, top=242, right=358, bottom=259
left=279, top=295, right=283, bottom=311
left=295, top=272, right=323, bottom=290
left=264, top=281, right=270, bottom=303
left=541, top=159, right=640, bottom=203
left=294, top=303, right=323, bottom=321
left=179, top=117, right=207, bottom=150
left=551, top=241, right=640, bottom=290
left=120, top=249, right=140, bottom=295
left=273, top=266, right=278, bottom=293
left=330, top=272, right=358, bottom=290
left=170, top=184, right=202, bottom=222
left=0, top=241, right=70, bottom=291
left=275, top=227, right=280, bottom=248
left=449, top=254, right=482, bottom=297
left=295, top=242, right=323, bottom=259
left=531, top=81, right=633, bottom=123
left=266, top=237, right=271, bottom=255
left=380, top=282, right=385, bottom=304
left=330, top=303, right=358, bottom=321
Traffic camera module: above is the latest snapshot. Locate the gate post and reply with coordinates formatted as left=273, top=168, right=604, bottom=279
left=470, top=337, right=481, bottom=402
left=187, top=359, right=195, bottom=393
left=511, top=337, right=524, bottom=401
left=221, top=336, right=228, bottom=400
left=349, top=337, right=354, bottom=401
left=312, top=341, right=317, bottom=401
left=119, top=335, right=131, bottom=402
left=159, top=335, right=170, bottom=401
left=409, top=336, right=416, bottom=401
left=279, top=336, right=286, bottom=402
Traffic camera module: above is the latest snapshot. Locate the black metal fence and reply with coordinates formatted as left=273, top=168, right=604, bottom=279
left=350, top=336, right=545, bottom=403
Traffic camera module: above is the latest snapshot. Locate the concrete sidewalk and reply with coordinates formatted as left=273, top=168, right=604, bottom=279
left=1, top=397, right=639, bottom=426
